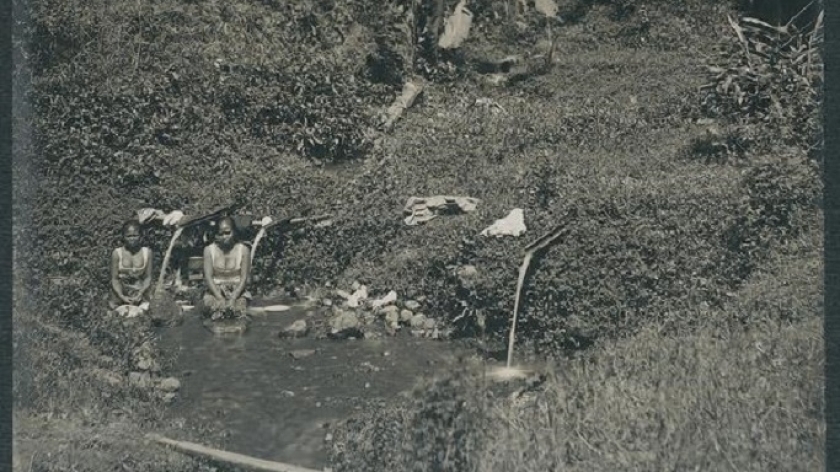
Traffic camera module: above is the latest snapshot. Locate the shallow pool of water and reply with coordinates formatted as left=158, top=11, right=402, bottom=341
left=158, top=298, right=475, bottom=469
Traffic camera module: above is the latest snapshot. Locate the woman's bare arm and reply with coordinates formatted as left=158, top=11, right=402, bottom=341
left=111, top=249, right=130, bottom=303
left=139, top=247, right=153, bottom=298
left=203, top=246, right=224, bottom=300
left=231, top=244, right=251, bottom=301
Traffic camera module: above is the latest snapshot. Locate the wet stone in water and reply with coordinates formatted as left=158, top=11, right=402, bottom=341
left=280, top=320, right=309, bottom=338
left=290, top=349, right=317, bottom=360
left=410, top=313, right=427, bottom=328
left=384, top=310, right=400, bottom=325
left=162, top=392, right=178, bottom=404
left=330, top=311, right=360, bottom=335
left=129, top=371, right=151, bottom=389
left=159, top=377, right=181, bottom=392
left=381, top=305, right=400, bottom=316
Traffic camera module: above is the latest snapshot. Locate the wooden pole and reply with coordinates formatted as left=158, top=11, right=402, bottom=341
left=145, top=434, right=322, bottom=472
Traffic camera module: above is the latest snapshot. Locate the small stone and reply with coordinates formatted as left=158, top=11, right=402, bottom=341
left=362, top=313, right=376, bottom=325
left=410, top=329, right=425, bottom=338
left=325, top=433, right=333, bottom=442
left=457, top=265, right=478, bottom=279
left=162, top=392, right=178, bottom=404
left=290, top=349, right=316, bottom=360
left=424, top=318, right=436, bottom=330
left=400, top=309, right=414, bottom=323
left=136, top=358, right=152, bottom=371
left=381, top=305, right=400, bottom=316
left=159, top=377, right=181, bottom=392
left=329, top=311, right=361, bottom=335
left=316, top=402, right=322, bottom=408
left=282, top=390, right=295, bottom=397
left=410, top=313, right=427, bottom=328
left=383, top=351, right=391, bottom=357
left=322, top=298, right=333, bottom=307
left=280, top=320, right=309, bottom=338
left=384, top=310, right=400, bottom=325
left=364, top=382, right=371, bottom=389
left=363, top=331, right=379, bottom=340
left=129, top=371, right=151, bottom=389
left=405, top=300, right=421, bottom=310
left=102, top=371, right=123, bottom=387
left=351, top=281, right=361, bottom=290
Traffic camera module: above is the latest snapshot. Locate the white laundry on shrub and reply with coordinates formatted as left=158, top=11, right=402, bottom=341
left=481, top=208, right=527, bottom=237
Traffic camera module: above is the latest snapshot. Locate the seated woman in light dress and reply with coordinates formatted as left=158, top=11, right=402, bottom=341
left=110, top=220, right=153, bottom=314
left=201, top=217, right=251, bottom=319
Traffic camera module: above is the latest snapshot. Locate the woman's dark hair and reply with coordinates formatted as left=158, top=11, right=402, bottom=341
left=122, top=219, right=142, bottom=235
left=216, top=216, right=238, bottom=239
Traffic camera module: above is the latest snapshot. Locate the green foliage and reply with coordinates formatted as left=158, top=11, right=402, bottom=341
left=700, top=13, right=823, bottom=154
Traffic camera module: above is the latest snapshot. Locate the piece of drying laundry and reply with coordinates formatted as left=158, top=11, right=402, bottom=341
left=480, top=208, right=527, bottom=237
left=115, top=302, right=149, bottom=318
left=403, top=196, right=480, bottom=225
left=162, top=210, right=185, bottom=226
left=137, top=208, right=165, bottom=224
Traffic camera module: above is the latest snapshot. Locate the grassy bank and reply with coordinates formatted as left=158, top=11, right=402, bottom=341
left=331, top=238, right=824, bottom=471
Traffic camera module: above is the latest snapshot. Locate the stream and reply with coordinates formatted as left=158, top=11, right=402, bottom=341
left=157, top=298, right=477, bottom=470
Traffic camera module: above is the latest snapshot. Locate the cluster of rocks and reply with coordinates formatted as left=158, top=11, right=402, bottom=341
left=278, top=283, right=451, bottom=340
left=328, top=292, right=447, bottom=339
left=128, top=340, right=181, bottom=404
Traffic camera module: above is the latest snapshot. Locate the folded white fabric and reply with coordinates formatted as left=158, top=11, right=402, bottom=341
left=137, top=208, right=164, bottom=224
left=481, top=208, right=527, bottom=237
left=115, top=302, right=149, bottom=318
left=162, top=210, right=185, bottom=226
left=403, top=195, right=480, bottom=225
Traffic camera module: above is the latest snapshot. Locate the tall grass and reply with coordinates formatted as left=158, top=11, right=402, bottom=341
left=332, top=295, right=823, bottom=472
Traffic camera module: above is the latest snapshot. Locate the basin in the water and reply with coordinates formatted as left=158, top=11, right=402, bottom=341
left=157, top=298, right=473, bottom=469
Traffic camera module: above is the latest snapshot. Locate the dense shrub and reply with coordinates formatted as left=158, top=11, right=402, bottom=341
left=699, top=12, right=823, bottom=155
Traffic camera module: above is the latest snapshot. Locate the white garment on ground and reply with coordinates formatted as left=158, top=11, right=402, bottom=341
left=403, top=196, right=480, bottom=225
left=481, top=208, right=527, bottom=237
left=115, top=302, right=149, bottom=318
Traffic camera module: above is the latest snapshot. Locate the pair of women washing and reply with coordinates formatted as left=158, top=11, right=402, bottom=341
left=110, top=217, right=251, bottom=319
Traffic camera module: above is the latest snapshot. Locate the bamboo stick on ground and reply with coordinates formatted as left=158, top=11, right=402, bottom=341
left=145, top=434, right=321, bottom=472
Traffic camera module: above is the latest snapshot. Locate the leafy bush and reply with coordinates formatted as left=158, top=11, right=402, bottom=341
left=699, top=13, right=823, bottom=154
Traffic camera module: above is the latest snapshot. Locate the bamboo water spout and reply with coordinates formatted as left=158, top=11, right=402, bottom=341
left=250, top=214, right=332, bottom=264
left=505, top=218, right=572, bottom=369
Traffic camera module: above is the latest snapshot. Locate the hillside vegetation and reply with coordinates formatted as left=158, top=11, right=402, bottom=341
left=13, top=0, right=823, bottom=470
